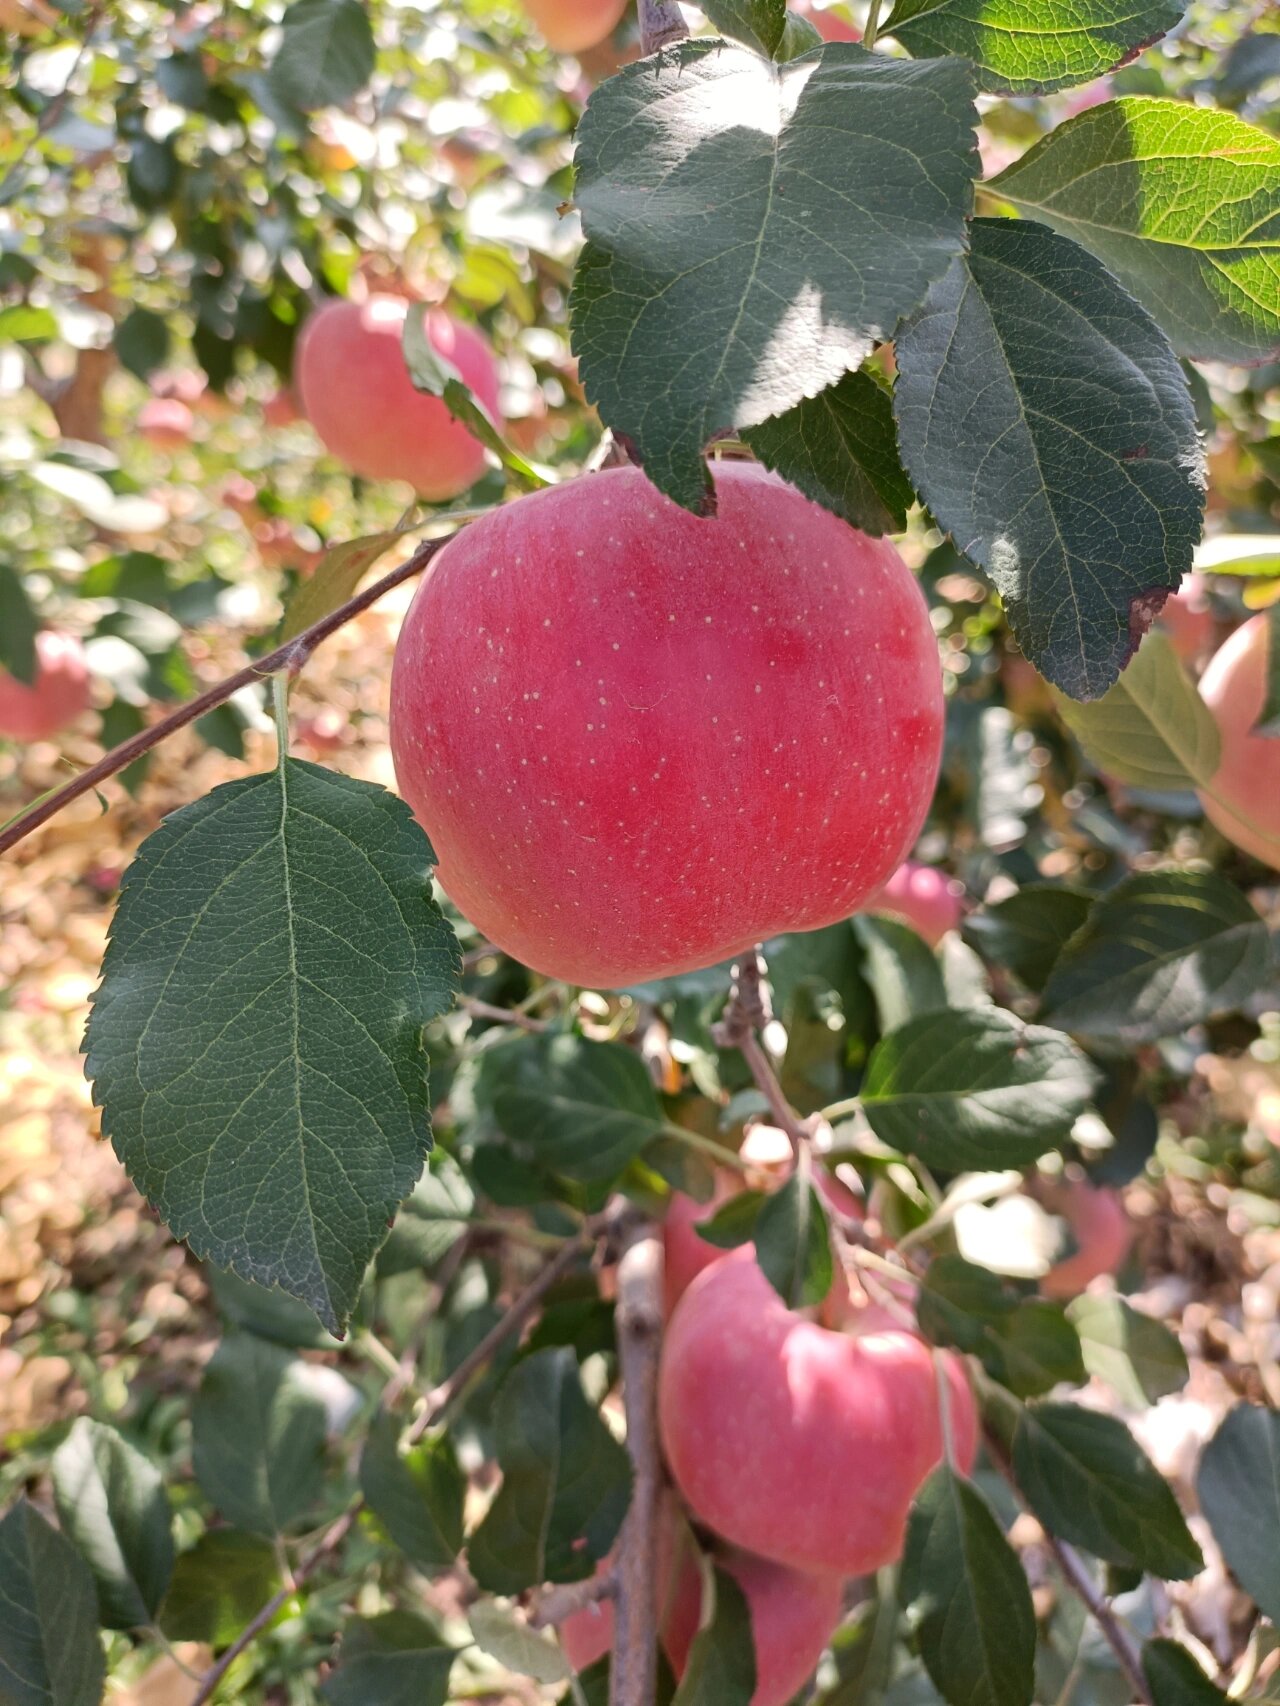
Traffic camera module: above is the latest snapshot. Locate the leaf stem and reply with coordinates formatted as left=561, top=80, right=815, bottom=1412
left=659, top=1121, right=751, bottom=1173
left=272, top=671, right=290, bottom=776
left=862, top=0, right=884, bottom=47
left=712, top=947, right=811, bottom=1161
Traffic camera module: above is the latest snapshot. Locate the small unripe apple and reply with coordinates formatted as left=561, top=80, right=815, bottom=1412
left=0, top=631, right=91, bottom=742
left=390, top=462, right=943, bottom=987
left=867, top=861, right=962, bottom=946
left=296, top=295, right=501, bottom=500
left=137, top=397, right=194, bottom=450
left=1159, top=574, right=1213, bottom=665
left=521, top=0, right=627, bottom=53
left=659, top=1252, right=976, bottom=1577
left=1198, top=614, right=1280, bottom=870
left=1039, top=1176, right=1132, bottom=1299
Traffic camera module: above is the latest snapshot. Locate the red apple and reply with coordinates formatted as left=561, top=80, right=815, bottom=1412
left=390, top=462, right=944, bottom=988
left=137, top=397, right=194, bottom=450
left=1198, top=614, right=1280, bottom=870
left=1040, top=1176, right=1132, bottom=1299
left=1159, top=574, right=1213, bottom=665
left=867, top=861, right=962, bottom=946
left=522, top=0, right=628, bottom=54
left=659, top=1252, right=976, bottom=1577
left=0, top=630, right=91, bottom=742
left=296, top=295, right=501, bottom=500
left=794, top=1, right=860, bottom=41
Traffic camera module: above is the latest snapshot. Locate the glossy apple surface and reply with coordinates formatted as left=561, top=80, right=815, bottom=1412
left=296, top=295, right=500, bottom=499
left=868, top=860, right=961, bottom=945
left=1198, top=614, right=1280, bottom=869
left=0, top=631, right=91, bottom=742
left=1041, top=1177, right=1132, bottom=1299
left=522, top=0, right=627, bottom=53
left=390, top=462, right=944, bottom=987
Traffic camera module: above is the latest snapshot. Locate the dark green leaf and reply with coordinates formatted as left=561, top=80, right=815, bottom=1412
left=492, top=1035, right=666, bottom=1185
left=466, top=1347, right=632, bottom=1594
left=853, top=914, right=949, bottom=1034
left=918, top=1256, right=1085, bottom=1397
left=963, top=886, right=1093, bottom=995
left=269, top=0, right=375, bottom=111
left=0, top=1500, right=105, bottom=1706
left=0, top=564, right=39, bottom=685
left=1041, top=871, right=1273, bottom=1044
left=895, top=218, right=1204, bottom=702
left=1053, top=629, right=1220, bottom=790
left=114, top=308, right=171, bottom=382
left=1258, top=607, right=1280, bottom=737
left=359, top=1412, right=464, bottom=1572
left=861, top=1008, right=1097, bottom=1170
left=127, top=137, right=180, bottom=209
left=571, top=41, right=977, bottom=509
left=321, top=1613, right=455, bottom=1706
left=159, top=1531, right=279, bottom=1644
left=156, top=50, right=209, bottom=108
left=1196, top=1404, right=1280, bottom=1624
left=694, top=1188, right=767, bottom=1249
left=403, top=306, right=547, bottom=490
left=670, top=1567, right=757, bottom=1706
left=698, top=0, right=787, bottom=55
left=1012, top=1402, right=1202, bottom=1578
left=901, top=1467, right=1035, bottom=1706
left=1143, top=1640, right=1230, bottom=1706
left=743, top=369, right=914, bottom=536
left=1066, top=1295, right=1188, bottom=1409
left=84, top=760, right=460, bottom=1334
left=208, top=1268, right=343, bottom=1349
left=377, top=1153, right=474, bottom=1276
left=992, top=100, right=1280, bottom=365
left=279, top=526, right=415, bottom=643
left=50, top=1419, right=173, bottom=1629
left=885, top=0, right=1180, bottom=93
left=191, top=1333, right=328, bottom=1535
left=754, top=1173, right=833, bottom=1308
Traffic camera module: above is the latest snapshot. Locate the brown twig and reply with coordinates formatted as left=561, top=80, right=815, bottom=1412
left=1, top=532, right=452, bottom=859
left=188, top=1221, right=606, bottom=1706
left=713, top=947, right=811, bottom=1159
left=458, top=995, right=552, bottom=1033
left=609, top=1224, right=665, bottom=1706
left=531, top=1570, right=618, bottom=1631
left=637, top=0, right=688, bottom=54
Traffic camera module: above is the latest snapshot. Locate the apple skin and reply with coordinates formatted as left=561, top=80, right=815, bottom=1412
left=868, top=860, right=961, bottom=946
left=390, top=462, right=944, bottom=988
left=1198, top=614, right=1280, bottom=870
left=296, top=295, right=501, bottom=500
left=659, top=1252, right=976, bottom=1577
left=1159, top=574, right=1213, bottom=665
left=795, top=1, right=860, bottom=41
left=1040, top=1177, right=1132, bottom=1299
left=0, top=631, right=91, bottom=742
left=522, top=0, right=627, bottom=53
left=137, top=397, right=194, bottom=449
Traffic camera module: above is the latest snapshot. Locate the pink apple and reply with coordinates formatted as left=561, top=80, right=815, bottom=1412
left=522, top=0, right=628, bottom=53
left=0, top=631, right=91, bottom=742
left=1040, top=1176, right=1132, bottom=1299
left=868, top=861, right=962, bottom=945
left=1198, top=614, right=1280, bottom=870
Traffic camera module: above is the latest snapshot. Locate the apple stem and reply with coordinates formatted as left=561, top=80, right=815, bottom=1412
left=637, top=0, right=688, bottom=55
left=714, top=947, right=811, bottom=1163
left=610, top=1223, right=666, bottom=1706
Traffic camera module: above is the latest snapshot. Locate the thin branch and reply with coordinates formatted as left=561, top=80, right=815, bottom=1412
left=610, top=1224, right=665, bottom=1706
left=188, top=1222, right=607, bottom=1705
left=713, top=947, right=811, bottom=1159
left=458, top=995, right=552, bottom=1033
left=531, top=1570, right=618, bottom=1631
left=637, top=0, right=688, bottom=55
left=1, top=532, right=453, bottom=859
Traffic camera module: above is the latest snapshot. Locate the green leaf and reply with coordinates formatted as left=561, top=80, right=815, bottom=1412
left=901, top=1467, right=1036, bottom=1706
left=694, top=1188, right=767, bottom=1249
left=1066, top=1295, right=1188, bottom=1409
left=378, top=1153, right=475, bottom=1277
left=159, top=1531, right=279, bottom=1644
left=0, top=564, right=39, bottom=685
left=1259, top=607, right=1280, bottom=737
left=991, top=100, right=1280, bottom=366
left=963, top=886, right=1093, bottom=995
left=359, top=1411, right=464, bottom=1572
left=699, top=0, right=787, bottom=56
left=280, top=525, right=417, bottom=644
left=50, top=1419, right=174, bottom=1629
left=885, top=0, right=1181, bottom=94
left=1012, top=1402, right=1202, bottom=1578
left=269, top=0, right=375, bottom=111
left=742, top=369, right=915, bottom=536
left=861, top=1008, right=1097, bottom=1171
left=468, top=1602, right=571, bottom=1686
left=114, top=307, right=171, bottom=382
left=191, top=1333, right=328, bottom=1535
left=321, top=1613, right=455, bottom=1706
left=0, top=1500, right=105, bottom=1706
left=671, top=1567, right=757, bottom=1706
left=918, top=1256, right=1085, bottom=1397
left=1053, top=629, right=1220, bottom=790
left=0, top=305, right=59, bottom=342
left=84, top=760, right=460, bottom=1334
left=754, top=1172, right=833, bottom=1308
left=1143, top=1640, right=1231, bottom=1706
left=208, top=1268, right=343, bottom=1349
left=466, top=1347, right=632, bottom=1595
left=895, top=217, right=1204, bottom=702
left=492, top=1035, right=667, bottom=1185
left=403, top=308, right=548, bottom=490
left=1040, top=871, right=1274, bottom=1045
left=853, top=914, right=949, bottom=1035
left=1196, top=1404, right=1280, bottom=1624
left=571, top=41, right=977, bottom=510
